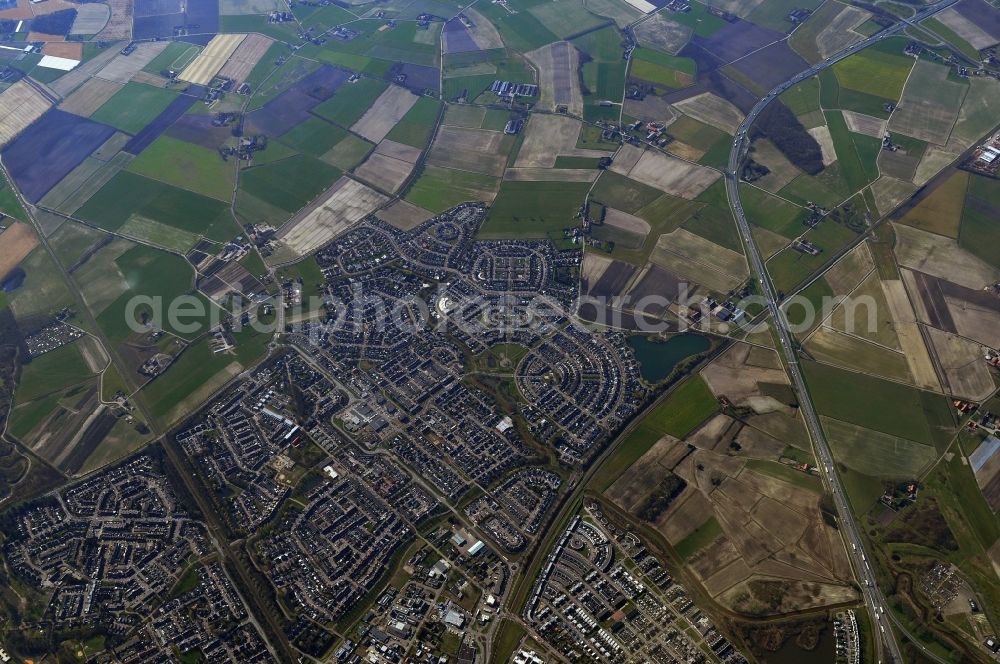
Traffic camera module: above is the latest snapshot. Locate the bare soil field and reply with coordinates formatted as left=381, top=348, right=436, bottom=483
left=179, top=33, right=246, bottom=85
left=514, top=114, right=611, bottom=167
left=217, top=33, right=273, bottom=85
left=278, top=176, right=390, bottom=256
left=666, top=140, right=703, bottom=161
left=823, top=241, right=874, bottom=296
left=0, top=80, right=51, bottom=146
left=750, top=139, right=801, bottom=192
left=617, top=147, right=720, bottom=198
left=353, top=151, right=416, bottom=193
left=804, top=326, right=912, bottom=383
left=503, top=168, right=598, bottom=182
left=893, top=222, right=1000, bottom=289
left=634, top=12, right=692, bottom=54
left=871, top=176, right=917, bottom=215
left=375, top=199, right=434, bottom=230
left=465, top=8, right=504, bottom=50
left=0, top=222, right=38, bottom=279
left=97, top=41, right=170, bottom=84
left=50, top=45, right=120, bottom=97
left=43, top=42, right=83, bottom=60
left=427, top=126, right=507, bottom=176
left=914, top=136, right=966, bottom=185
left=727, top=42, right=809, bottom=96
left=673, top=92, right=743, bottom=134
left=701, top=342, right=789, bottom=408
left=351, top=85, right=419, bottom=143
left=816, top=5, right=871, bottom=59
left=581, top=251, right=613, bottom=291
left=603, top=207, right=650, bottom=237
left=70, top=2, right=111, bottom=34
left=842, top=109, right=885, bottom=138
left=589, top=260, right=636, bottom=297
left=608, top=142, right=644, bottom=176
left=882, top=278, right=941, bottom=390
left=526, top=41, right=582, bottom=115
left=878, top=149, right=920, bottom=182
left=936, top=6, right=998, bottom=49
left=650, top=228, right=748, bottom=293
left=926, top=326, right=994, bottom=400
left=625, top=94, right=679, bottom=125
left=60, top=77, right=122, bottom=117
left=807, top=125, right=837, bottom=166
left=95, top=0, right=132, bottom=40
left=944, top=293, right=1000, bottom=348
left=657, top=487, right=714, bottom=544
left=605, top=434, right=684, bottom=511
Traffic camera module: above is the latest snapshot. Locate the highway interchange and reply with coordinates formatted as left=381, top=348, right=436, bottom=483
left=725, top=1, right=959, bottom=662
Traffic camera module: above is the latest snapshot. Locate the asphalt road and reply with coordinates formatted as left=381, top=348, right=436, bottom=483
left=725, top=5, right=958, bottom=662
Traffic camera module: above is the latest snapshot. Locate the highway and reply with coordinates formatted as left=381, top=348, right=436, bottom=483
left=724, top=3, right=958, bottom=662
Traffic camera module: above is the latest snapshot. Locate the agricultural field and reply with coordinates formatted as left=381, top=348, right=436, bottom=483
left=3, top=1, right=1000, bottom=662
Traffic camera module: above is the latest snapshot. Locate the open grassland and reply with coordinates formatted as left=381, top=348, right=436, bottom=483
left=766, top=219, right=857, bottom=292
left=888, top=60, right=967, bottom=145
left=739, top=184, right=806, bottom=238
left=279, top=117, right=350, bottom=156
left=90, top=82, right=179, bottom=135
left=899, top=170, right=967, bottom=238
left=479, top=180, right=591, bottom=239
left=142, top=337, right=243, bottom=426
left=77, top=171, right=236, bottom=242
left=802, top=360, right=955, bottom=448
left=239, top=154, right=341, bottom=215
left=803, top=326, right=911, bottom=383
left=8, top=247, right=76, bottom=319
left=832, top=40, right=913, bottom=101
left=15, top=341, right=96, bottom=404
left=644, top=375, right=719, bottom=439
left=405, top=165, right=498, bottom=213
left=126, top=135, right=236, bottom=202
left=94, top=245, right=209, bottom=342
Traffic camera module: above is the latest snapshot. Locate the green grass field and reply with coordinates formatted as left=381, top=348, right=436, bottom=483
left=643, top=375, right=718, bottom=438
left=76, top=171, right=236, bottom=242
left=94, top=245, right=208, bottom=341
left=591, top=171, right=663, bottom=214
left=405, top=165, right=498, bottom=213
left=766, top=218, right=856, bottom=291
left=674, top=517, right=722, bottom=560
left=478, top=180, right=591, bottom=239
left=15, top=342, right=95, bottom=403
left=127, top=135, right=235, bottom=202
left=279, top=116, right=349, bottom=156
left=239, top=154, right=341, bottom=213
left=629, top=48, right=695, bottom=89
left=823, top=416, right=937, bottom=479
left=667, top=0, right=728, bottom=37
left=476, top=0, right=560, bottom=52
left=784, top=276, right=833, bottom=332
left=91, top=83, right=181, bottom=135
left=802, top=360, right=955, bottom=448
left=739, top=184, right=807, bottom=238
left=385, top=96, right=441, bottom=149
left=142, top=337, right=242, bottom=423
left=824, top=110, right=873, bottom=194
left=143, top=42, right=201, bottom=74
left=313, top=78, right=389, bottom=128
left=832, top=40, right=913, bottom=101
